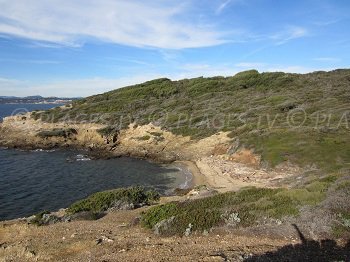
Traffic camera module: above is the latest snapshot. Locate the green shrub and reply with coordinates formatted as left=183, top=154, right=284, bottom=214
left=67, top=186, right=159, bottom=214
left=141, top=203, right=179, bottom=229
left=141, top=180, right=341, bottom=235
left=333, top=212, right=350, bottom=237
left=97, top=126, right=119, bottom=136
left=141, top=187, right=303, bottom=235
left=149, top=131, right=163, bottom=137
left=137, top=135, right=151, bottom=141
left=30, top=210, right=50, bottom=226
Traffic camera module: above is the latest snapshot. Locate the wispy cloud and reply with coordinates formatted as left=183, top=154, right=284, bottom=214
left=0, top=77, right=25, bottom=85
left=313, top=57, right=341, bottom=62
left=312, top=19, right=341, bottom=26
left=215, top=0, right=232, bottom=14
left=271, top=26, right=308, bottom=45
left=0, top=77, right=29, bottom=94
left=173, top=63, right=237, bottom=79
left=235, top=62, right=267, bottom=68
left=159, top=50, right=183, bottom=62
left=0, top=0, right=231, bottom=49
left=0, top=58, right=61, bottom=64
left=0, top=75, right=162, bottom=97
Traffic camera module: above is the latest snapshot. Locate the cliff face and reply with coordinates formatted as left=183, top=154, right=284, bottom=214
left=0, top=113, right=232, bottom=162
left=0, top=114, right=106, bottom=151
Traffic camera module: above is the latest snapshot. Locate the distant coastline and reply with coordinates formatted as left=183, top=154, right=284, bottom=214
left=0, top=95, right=80, bottom=105
left=1, top=101, right=70, bottom=105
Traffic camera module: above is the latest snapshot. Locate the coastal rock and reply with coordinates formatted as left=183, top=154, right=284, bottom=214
left=41, top=214, right=61, bottom=225
left=0, top=114, right=232, bottom=163
left=28, top=213, right=61, bottom=226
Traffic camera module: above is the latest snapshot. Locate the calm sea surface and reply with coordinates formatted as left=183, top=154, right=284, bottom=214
left=0, top=104, right=189, bottom=220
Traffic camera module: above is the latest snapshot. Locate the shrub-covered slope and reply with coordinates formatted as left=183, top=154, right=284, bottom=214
left=33, top=69, right=350, bottom=170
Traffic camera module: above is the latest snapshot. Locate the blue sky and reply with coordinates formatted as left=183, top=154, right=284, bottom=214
left=0, top=0, right=349, bottom=97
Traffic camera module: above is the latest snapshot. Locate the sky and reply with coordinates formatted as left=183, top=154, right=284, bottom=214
left=0, top=0, right=349, bottom=97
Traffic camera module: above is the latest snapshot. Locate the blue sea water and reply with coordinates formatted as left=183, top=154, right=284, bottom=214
left=0, top=104, right=188, bottom=220
left=0, top=103, right=61, bottom=121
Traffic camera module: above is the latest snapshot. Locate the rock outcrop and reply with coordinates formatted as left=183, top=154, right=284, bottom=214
left=0, top=113, right=232, bottom=162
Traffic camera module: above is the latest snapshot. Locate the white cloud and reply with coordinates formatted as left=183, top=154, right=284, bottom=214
left=0, top=0, right=230, bottom=49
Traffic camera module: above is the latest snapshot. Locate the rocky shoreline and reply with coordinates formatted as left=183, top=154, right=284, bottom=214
left=0, top=113, right=302, bottom=192
left=0, top=113, right=231, bottom=163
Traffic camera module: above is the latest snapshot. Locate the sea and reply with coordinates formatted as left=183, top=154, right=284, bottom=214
left=0, top=104, right=190, bottom=220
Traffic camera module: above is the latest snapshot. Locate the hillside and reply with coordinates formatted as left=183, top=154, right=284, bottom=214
left=1, top=69, right=350, bottom=260
left=33, top=69, right=350, bottom=172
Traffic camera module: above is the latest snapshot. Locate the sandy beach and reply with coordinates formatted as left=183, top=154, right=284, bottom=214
left=175, top=159, right=258, bottom=192
left=177, top=156, right=299, bottom=193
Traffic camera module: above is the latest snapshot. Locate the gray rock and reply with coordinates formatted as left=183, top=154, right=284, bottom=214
left=109, top=200, right=135, bottom=211
left=154, top=216, right=175, bottom=235
left=221, top=211, right=241, bottom=227
left=41, top=213, right=61, bottom=225
left=203, top=229, right=209, bottom=236
left=184, top=223, right=193, bottom=236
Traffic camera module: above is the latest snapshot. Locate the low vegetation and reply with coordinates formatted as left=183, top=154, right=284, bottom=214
left=36, top=128, right=77, bottom=138
left=96, top=126, right=119, bottom=136
left=141, top=175, right=338, bottom=235
left=136, top=135, right=151, bottom=141
left=67, top=186, right=160, bottom=214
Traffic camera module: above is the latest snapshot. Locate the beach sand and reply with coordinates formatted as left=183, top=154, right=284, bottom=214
left=176, top=157, right=274, bottom=193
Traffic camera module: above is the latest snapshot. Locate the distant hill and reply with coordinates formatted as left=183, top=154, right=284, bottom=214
left=33, top=69, right=350, bottom=171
